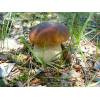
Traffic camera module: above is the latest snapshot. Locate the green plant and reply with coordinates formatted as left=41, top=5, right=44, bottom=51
left=58, top=12, right=94, bottom=46
left=0, top=13, right=13, bottom=40
left=19, top=36, right=46, bottom=66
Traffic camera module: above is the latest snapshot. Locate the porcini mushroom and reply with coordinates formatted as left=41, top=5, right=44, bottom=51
left=29, top=22, right=69, bottom=62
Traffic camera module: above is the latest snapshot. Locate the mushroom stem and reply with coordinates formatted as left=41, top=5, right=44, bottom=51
left=33, top=45, right=62, bottom=62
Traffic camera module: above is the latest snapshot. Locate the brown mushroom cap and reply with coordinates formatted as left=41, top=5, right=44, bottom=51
left=29, top=22, right=69, bottom=47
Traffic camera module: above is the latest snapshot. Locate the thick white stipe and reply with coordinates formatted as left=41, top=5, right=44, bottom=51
left=33, top=45, right=62, bottom=62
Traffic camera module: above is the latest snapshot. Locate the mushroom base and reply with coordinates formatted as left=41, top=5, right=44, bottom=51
left=33, top=45, right=62, bottom=62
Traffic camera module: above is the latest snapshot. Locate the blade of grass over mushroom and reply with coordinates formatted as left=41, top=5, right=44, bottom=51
left=29, top=22, right=69, bottom=64
left=19, top=36, right=46, bottom=65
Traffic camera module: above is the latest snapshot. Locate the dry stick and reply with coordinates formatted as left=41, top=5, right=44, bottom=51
left=23, top=58, right=43, bottom=86
left=27, top=55, right=33, bottom=86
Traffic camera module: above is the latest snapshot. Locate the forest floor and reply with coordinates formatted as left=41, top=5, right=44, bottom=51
left=0, top=12, right=100, bottom=86
left=0, top=34, right=100, bottom=87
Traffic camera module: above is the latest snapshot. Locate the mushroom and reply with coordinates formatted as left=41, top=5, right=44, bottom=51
left=29, top=22, right=69, bottom=62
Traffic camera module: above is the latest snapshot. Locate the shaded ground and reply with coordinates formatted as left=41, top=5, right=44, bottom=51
left=0, top=37, right=100, bottom=87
